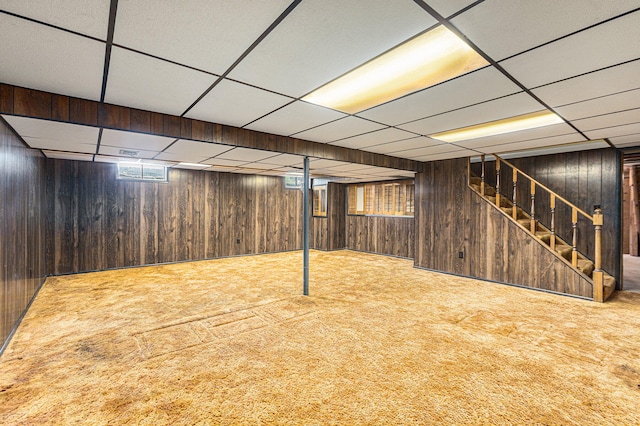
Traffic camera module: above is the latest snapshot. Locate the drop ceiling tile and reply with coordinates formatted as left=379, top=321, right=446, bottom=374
left=98, top=145, right=159, bottom=159
left=398, top=92, right=543, bottom=135
left=610, top=133, right=640, bottom=147
left=105, top=47, right=217, bottom=115
left=500, top=11, right=640, bottom=88
left=215, top=147, right=279, bottom=162
left=423, top=0, right=479, bottom=18
left=113, top=0, right=292, bottom=74
left=329, top=163, right=375, bottom=172
left=155, top=152, right=209, bottom=163
left=259, top=153, right=306, bottom=167
left=357, top=67, right=520, bottom=125
left=309, top=158, right=349, bottom=169
left=0, top=0, right=112, bottom=39
left=24, top=137, right=96, bottom=154
left=202, top=158, right=249, bottom=167
left=244, top=162, right=279, bottom=170
left=586, top=122, right=640, bottom=140
left=0, top=14, right=105, bottom=100
left=228, top=0, right=435, bottom=97
left=392, top=143, right=466, bottom=159
left=329, top=128, right=417, bottom=150
left=452, top=0, right=639, bottom=61
left=293, top=117, right=386, bottom=143
left=413, top=149, right=477, bottom=162
left=573, top=109, right=640, bottom=132
left=245, top=101, right=345, bottom=137
left=171, top=163, right=211, bottom=170
left=43, top=151, right=94, bottom=161
left=455, top=123, right=577, bottom=149
left=101, top=129, right=176, bottom=151
left=3, top=115, right=100, bottom=143
left=555, top=89, right=640, bottom=120
left=364, top=137, right=437, bottom=154
left=477, top=133, right=587, bottom=154
left=163, top=139, right=233, bottom=158
left=497, top=140, right=609, bottom=159
left=185, top=79, right=293, bottom=127
left=488, top=133, right=608, bottom=155
left=532, top=60, right=640, bottom=107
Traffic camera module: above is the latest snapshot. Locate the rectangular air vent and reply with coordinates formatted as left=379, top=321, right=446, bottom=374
left=119, top=149, right=139, bottom=157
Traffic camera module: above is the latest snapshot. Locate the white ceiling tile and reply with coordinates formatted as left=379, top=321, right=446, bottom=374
left=171, top=163, right=212, bottom=170
left=3, top=115, right=100, bottom=143
left=203, top=157, right=248, bottom=166
left=0, top=14, right=104, bottom=100
left=393, top=143, right=466, bottom=159
left=98, top=145, right=159, bottom=159
left=215, top=147, right=279, bottom=162
left=228, top=0, right=436, bottom=97
left=309, top=158, right=349, bottom=169
left=208, top=166, right=240, bottom=173
left=101, top=129, right=176, bottom=151
left=423, top=0, right=478, bottom=18
left=586, top=122, right=640, bottom=140
left=155, top=152, right=209, bottom=163
left=329, top=128, right=417, bottom=150
left=293, top=117, right=386, bottom=143
left=610, top=133, right=640, bottom=147
left=573, top=109, right=640, bottom=132
left=500, top=11, right=640, bottom=88
left=0, top=0, right=112, bottom=40
left=24, top=137, right=96, bottom=154
left=357, top=67, right=520, bottom=125
left=555, top=89, right=640, bottom=121
left=452, top=0, right=640, bottom=61
left=164, top=139, right=233, bottom=158
left=185, top=79, right=293, bottom=127
left=43, top=150, right=94, bottom=161
left=398, top=92, right=543, bottom=135
left=93, top=155, right=180, bottom=165
left=532, top=60, right=640, bottom=107
left=364, top=137, right=437, bottom=154
left=497, top=140, right=609, bottom=159
left=259, top=153, right=305, bottom=167
left=413, top=149, right=477, bottom=162
left=477, top=133, right=588, bottom=154
left=113, top=0, right=292, bottom=74
left=105, top=47, right=217, bottom=115
left=245, top=101, right=345, bottom=136
left=242, top=162, right=278, bottom=170
left=455, top=123, right=577, bottom=149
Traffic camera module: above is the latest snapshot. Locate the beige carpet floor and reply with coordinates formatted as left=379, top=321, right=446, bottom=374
left=1, top=250, right=639, bottom=425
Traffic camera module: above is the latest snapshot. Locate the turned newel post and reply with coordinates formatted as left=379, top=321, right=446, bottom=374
left=593, top=206, right=604, bottom=302
left=480, top=155, right=486, bottom=196
left=512, top=168, right=518, bottom=220
left=495, top=158, right=501, bottom=207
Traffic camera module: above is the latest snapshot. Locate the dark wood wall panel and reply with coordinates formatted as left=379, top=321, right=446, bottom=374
left=311, top=183, right=346, bottom=251
left=0, top=119, right=46, bottom=348
left=48, top=161, right=307, bottom=275
left=416, top=157, right=599, bottom=299
left=0, top=84, right=416, bottom=172
left=346, top=215, right=415, bottom=259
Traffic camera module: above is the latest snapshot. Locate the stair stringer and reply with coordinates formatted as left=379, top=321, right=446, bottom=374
left=468, top=187, right=594, bottom=299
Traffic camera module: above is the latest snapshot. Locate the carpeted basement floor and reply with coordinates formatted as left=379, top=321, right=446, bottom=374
left=1, top=250, right=640, bottom=425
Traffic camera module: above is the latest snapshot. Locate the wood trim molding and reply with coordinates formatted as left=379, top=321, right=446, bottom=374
left=0, top=84, right=418, bottom=171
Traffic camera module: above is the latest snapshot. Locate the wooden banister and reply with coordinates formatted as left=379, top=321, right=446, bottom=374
left=593, top=207, right=604, bottom=302
left=495, top=158, right=501, bottom=207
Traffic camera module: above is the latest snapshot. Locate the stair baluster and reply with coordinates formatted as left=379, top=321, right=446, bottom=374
left=571, top=208, right=578, bottom=267
left=495, top=158, right=501, bottom=207
left=512, top=169, right=518, bottom=220
left=530, top=181, right=536, bottom=233
left=550, top=194, right=556, bottom=251
left=481, top=155, right=485, bottom=196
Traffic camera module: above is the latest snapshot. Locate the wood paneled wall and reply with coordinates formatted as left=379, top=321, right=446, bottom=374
left=346, top=215, right=415, bottom=259
left=311, top=183, right=346, bottom=251
left=415, top=157, right=598, bottom=299
left=0, top=119, right=46, bottom=348
left=47, top=160, right=307, bottom=275
left=472, top=149, right=621, bottom=283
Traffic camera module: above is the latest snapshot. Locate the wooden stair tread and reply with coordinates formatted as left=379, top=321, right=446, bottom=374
left=576, top=259, right=595, bottom=276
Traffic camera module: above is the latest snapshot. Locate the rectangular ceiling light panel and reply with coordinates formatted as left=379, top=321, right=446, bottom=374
left=430, top=110, right=564, bottom=143
left=302, top=25, right=488, bottom=114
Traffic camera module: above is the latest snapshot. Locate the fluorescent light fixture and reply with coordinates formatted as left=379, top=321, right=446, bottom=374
left=302, top=25, right=488, bottom=114
left=430, top=111, right=565, bottom=143
left=176, top=162, right=210, bottom=169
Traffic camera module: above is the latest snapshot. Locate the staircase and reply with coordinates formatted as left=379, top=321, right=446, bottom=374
left=469, top=155, right=616, bottom=302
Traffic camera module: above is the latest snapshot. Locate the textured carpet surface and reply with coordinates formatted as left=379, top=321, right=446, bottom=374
left=1, top=250, right=639, bottom=425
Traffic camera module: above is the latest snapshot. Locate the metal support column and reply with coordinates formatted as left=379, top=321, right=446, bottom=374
left=303, top=157, right=309, bottom=296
